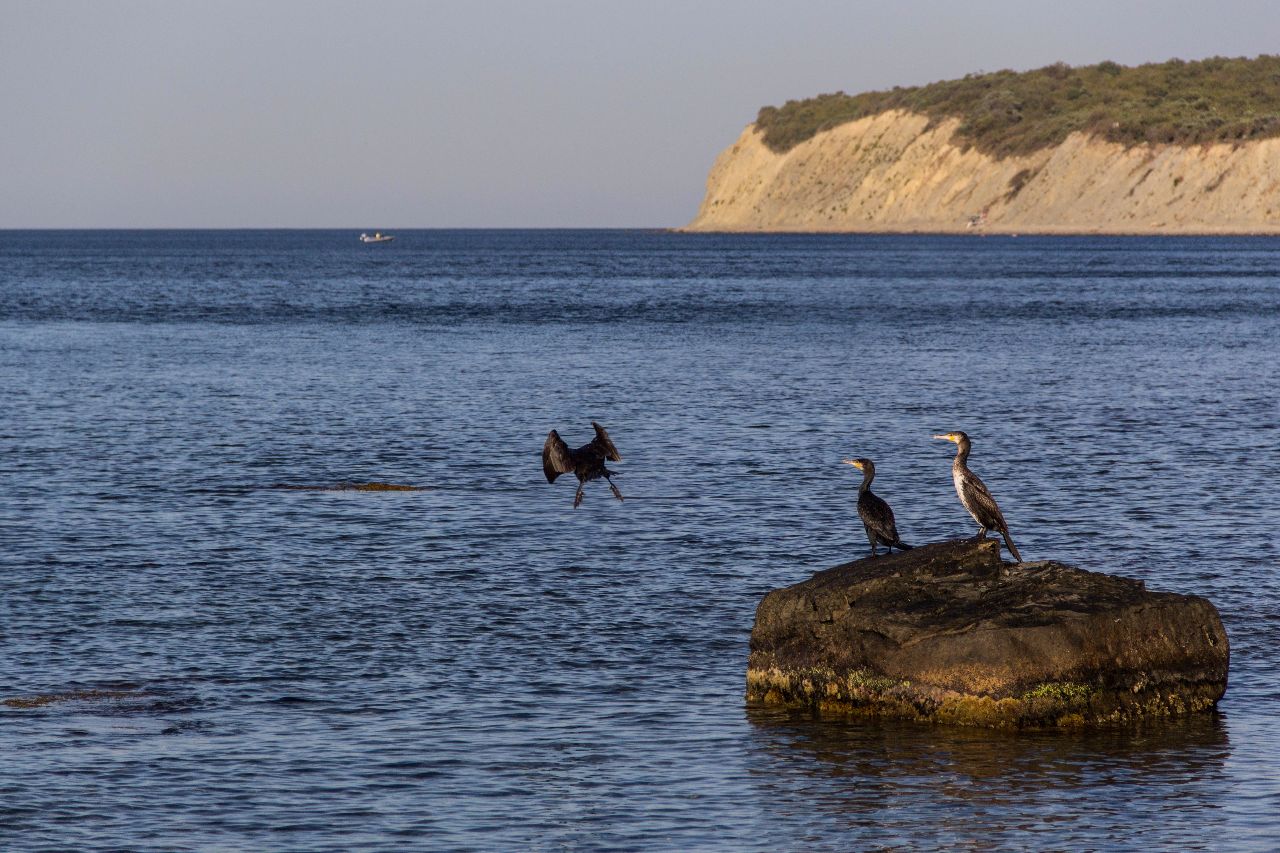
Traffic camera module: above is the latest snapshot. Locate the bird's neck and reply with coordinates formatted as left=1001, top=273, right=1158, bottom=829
left=953, top=442, right=971, bottom=468
left=858, top=469, right=874, bottom=493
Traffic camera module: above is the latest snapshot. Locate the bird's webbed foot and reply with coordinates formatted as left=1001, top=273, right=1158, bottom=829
left=608, top=481, right=624, bottom=502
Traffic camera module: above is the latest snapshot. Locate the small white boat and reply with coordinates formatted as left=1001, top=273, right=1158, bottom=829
left=359, top=232, right=395, bottom=243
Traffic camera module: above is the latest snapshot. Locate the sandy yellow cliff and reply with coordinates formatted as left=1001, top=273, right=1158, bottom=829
left=686, top=110, right=1280, bottom=233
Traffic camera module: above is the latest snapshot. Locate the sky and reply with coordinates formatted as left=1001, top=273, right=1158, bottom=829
left=3, top=0, right=1280, bottom=228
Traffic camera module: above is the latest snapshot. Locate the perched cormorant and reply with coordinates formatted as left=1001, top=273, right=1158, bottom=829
left=843, top=457, right=912, bottom=555
left=933, top=431, right=1023, bottom=562
left=542, top=421, right=623, bottom=508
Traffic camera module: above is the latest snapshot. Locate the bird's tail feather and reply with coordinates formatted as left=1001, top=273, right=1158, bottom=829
left=894, top=541, right=912, bottom=551
left=999, top=525, right=1023, bottom=562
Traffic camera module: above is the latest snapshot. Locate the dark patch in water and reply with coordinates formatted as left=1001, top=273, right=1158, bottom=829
left=269, top=482, right=423, bottom=491
left=3, top=689, right=150, bottom=709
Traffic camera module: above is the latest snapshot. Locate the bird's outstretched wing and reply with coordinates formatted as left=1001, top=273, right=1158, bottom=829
left=590, top=421, right=621, bottom=461
left=543, top=430, right=574, bottom=483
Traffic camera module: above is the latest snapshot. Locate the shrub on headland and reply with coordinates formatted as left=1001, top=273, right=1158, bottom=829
left=755, top=55, right=1280, bottom=157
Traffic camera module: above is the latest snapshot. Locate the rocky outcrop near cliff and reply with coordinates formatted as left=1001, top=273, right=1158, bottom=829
left=687, top=110, right=1280, bottom=233
left=747, top=540, right=1228, bottom=728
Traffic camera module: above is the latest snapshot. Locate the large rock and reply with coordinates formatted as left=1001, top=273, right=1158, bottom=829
left=747, top=540, right=1228, bottom=728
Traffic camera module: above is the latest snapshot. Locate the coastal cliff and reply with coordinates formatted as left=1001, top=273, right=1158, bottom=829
left=688, top=57, right=1280, bottom=233
left=687, top=110, right=1280, bottom=233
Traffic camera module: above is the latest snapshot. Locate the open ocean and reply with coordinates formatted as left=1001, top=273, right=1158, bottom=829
left=1, top=229, right=1277, bottom=851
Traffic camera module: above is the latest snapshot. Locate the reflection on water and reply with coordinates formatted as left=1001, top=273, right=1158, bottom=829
left=747, top=705, right=1233, bottom=850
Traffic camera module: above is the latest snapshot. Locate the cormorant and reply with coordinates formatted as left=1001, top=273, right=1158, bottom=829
left=933, top=431, right=1023, bottom=562
left=843, top=457, right=912, bottom=555
left=542, top=421, right=623, bottom=508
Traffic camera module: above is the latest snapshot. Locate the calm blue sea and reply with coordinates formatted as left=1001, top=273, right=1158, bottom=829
left=1, top=230, right=1278, bottom=851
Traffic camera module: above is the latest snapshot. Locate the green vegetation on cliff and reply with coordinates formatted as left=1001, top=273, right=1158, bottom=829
left=756, top=55, right=1280, bottom=157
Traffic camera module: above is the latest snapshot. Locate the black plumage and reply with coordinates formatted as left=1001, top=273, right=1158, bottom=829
left=542, top=421, right=623, bottom=508
left=933, top=431, right=1023, bottom=562
left=843, top=457, right=911, bottom=555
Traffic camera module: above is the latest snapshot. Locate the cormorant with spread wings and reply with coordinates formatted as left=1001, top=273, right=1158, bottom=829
left=542, top=421, right=623, bottom=508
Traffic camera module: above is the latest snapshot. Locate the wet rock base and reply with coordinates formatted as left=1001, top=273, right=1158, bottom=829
left=747, top=540, right=1228, bottom=728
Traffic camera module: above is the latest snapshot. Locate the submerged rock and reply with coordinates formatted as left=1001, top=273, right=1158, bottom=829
left=2, top=689, right=149, bottom=708
left=270, top=482, right=422, bottom=492
left=748, top=540, right=1228, bottom=728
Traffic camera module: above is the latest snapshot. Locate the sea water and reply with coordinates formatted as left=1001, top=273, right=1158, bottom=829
left=1, top=230, right=1277, bottom=850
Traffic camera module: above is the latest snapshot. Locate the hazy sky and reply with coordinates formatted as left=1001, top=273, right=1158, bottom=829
left=4, top=0, right=1280, bottom=228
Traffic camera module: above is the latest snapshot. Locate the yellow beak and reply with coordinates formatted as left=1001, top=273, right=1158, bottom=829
left=842, top=459, right=863, bottom=469
left=933, top=433, right=956, bottom=442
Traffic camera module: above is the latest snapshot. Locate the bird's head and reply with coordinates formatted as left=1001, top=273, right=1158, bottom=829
left=932, top=431, right=968, bottom=444
left=842, top=457, right=871, bottom=471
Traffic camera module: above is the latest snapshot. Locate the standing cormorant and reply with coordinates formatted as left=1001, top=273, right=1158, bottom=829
left=542, top=421, right=623, bottom=508
left=843, top=457, right=912, bottom=555
left=933, top=431, right=1023, bottom=562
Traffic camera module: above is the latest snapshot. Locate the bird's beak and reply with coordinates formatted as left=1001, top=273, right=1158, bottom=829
left=933, top=433, right=956, bottom=443
left=842, top=459, right=863, bottom=469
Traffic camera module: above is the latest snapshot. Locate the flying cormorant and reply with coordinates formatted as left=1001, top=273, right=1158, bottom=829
left=542, top=421, right=623, bottom=508
left=843, top=457, right=912, bottom=555
left=933, top=431, right=1023, bottom=562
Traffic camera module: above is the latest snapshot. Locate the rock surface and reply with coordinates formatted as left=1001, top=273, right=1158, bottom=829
left=686, top=110, right=1280, bottom=234
left=748, top=540, right=1228, bottom=728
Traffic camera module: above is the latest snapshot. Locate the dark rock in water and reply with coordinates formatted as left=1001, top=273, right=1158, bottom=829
left=2, top=689, right=146, bottom=708
left=270, top=482, right=422, bottom=492
left=748, top=540, right=1228, bottom=728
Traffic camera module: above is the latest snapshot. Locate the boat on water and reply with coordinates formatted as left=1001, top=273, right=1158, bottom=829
left=359, top=232, right=395, bottom=243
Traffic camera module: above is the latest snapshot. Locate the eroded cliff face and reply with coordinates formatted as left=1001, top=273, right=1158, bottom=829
left=686, top=110, right=1280, bottom=233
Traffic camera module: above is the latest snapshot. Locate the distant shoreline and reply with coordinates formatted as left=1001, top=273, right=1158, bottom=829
left=4, top=226, right=1280, bottom=236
